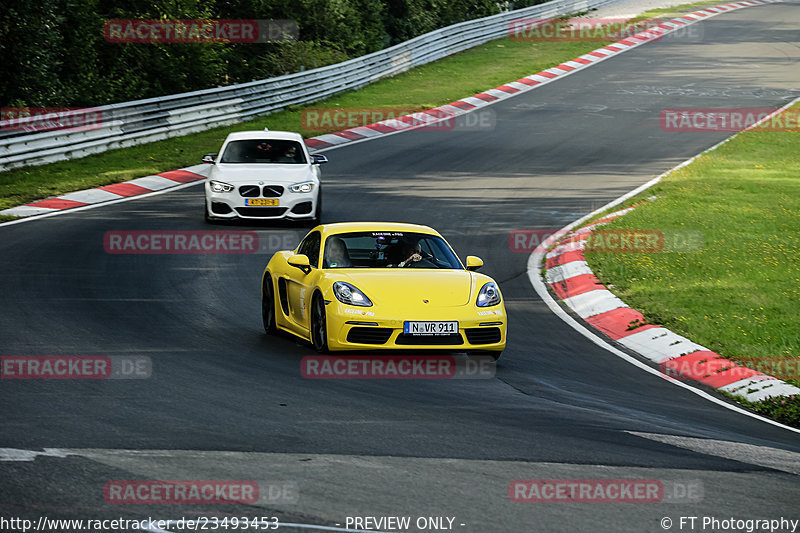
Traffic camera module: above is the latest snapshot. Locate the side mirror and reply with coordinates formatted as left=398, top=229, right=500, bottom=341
left=465, top=256, right=483, bottom=271
left=288, top=254, right=312, bottom=274
left=311, top=154, right=328, bottom=165
left=202, top=153, right=218, bottom=164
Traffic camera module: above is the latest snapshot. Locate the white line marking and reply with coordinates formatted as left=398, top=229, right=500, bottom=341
left=58, top=188, right=122, bottom=204
left=545, top=261, right=593, bottom=283
left=459, top=96, right=490, bottom=107
left=484, top=88, right=512, bottom=99
left=628, top=432, right=800, bottom=475
left=616, top=328, right=706, bottom=363
left=127, top=175, right=185, bottom=191
left=1, top=205, right=59, bottom=217
left=345, top=126, right=384, bottom=138
left=0, top=448, right=73, bottom=461
left=563, top=289, right=629, bottom=318
left=314, top=133, right=355, bottom=145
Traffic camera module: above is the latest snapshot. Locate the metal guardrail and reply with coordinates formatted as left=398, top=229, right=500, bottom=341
left=0, top=0, right=622, bottom=170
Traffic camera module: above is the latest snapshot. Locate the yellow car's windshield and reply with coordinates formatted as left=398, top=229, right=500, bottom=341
left=322, top=231, right=462, bottom=269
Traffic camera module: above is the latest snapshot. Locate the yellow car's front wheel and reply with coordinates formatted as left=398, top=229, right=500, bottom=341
left=262, top=275, right=277, bottom=335
left=311, top=293, right=329, bottom=353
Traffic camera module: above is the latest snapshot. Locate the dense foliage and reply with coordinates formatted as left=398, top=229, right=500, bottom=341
left=1, top=0, right=545, bottom=107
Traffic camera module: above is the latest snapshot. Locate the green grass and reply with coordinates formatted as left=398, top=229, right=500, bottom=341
left=0, top=33, right=617, bottom=211
left=723, top=391, right=800, bottom=427
left=581, top=105, right=800, bottom=425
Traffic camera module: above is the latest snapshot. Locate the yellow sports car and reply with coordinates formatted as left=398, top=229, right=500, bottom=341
left=261, top=222, right=506, bottom=359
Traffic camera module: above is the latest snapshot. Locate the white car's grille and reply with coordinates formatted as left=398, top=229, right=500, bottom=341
left=239, top=185, right=260, bottom=197
left=238, top=185, right=284, bottom=197
left=262, top=185, right=284, bottom=197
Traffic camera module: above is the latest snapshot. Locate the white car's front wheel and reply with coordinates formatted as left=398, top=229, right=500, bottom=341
left=310, top=190, right=322, bottom=225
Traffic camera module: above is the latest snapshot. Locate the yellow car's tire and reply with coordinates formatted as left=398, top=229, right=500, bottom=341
left=262, top=274, right=277, bottom=335
left=311, top=293, right=329, bottom=353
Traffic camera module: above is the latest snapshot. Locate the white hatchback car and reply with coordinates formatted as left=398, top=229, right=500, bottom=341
left=203, top=130, right=327, bottom=223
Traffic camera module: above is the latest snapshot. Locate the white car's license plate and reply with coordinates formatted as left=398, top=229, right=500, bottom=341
left=403, top=321, right=458, bottom=336
left=245, top=198, right=279, bottom=206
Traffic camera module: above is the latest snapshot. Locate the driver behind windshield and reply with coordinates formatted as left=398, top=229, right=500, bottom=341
left=324, top=237, right=351, bottom=268
left=280, top=145, right=299, bottom=163
left=397, top=239, right=423, bottom=267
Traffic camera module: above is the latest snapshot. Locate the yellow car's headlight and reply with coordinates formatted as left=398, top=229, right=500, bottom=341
left=477, top=282, right=501, bottom=307
left=333, top=282, right=372, bottom=307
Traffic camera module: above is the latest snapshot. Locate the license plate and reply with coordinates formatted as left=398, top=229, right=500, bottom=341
left=245, top=198, right=278, bottom=206
left=403, top=321, right=458, bottom=336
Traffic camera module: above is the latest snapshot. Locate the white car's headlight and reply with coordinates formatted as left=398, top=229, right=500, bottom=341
left=476, top=282, right=501, bottom=307
left=333, top=282, right=372, bottom=307
left=210, top=180, right=234, bottom=193
left=289, top=181, right=315, bottom=193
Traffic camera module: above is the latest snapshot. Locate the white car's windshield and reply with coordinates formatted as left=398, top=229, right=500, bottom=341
left=322, top=231, right=463, bottom=269
left=220, top=139, right=307, bottom=164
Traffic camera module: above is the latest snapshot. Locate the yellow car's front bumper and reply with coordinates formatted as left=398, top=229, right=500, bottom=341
left=324, top=302, right=506, bottom=352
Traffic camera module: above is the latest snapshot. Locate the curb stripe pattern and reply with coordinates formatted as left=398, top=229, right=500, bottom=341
left=0, top=0, right=779, bottom=220
left=2, top=167, right=208, bottom=218
left=543, top=204, right=800, bottom=402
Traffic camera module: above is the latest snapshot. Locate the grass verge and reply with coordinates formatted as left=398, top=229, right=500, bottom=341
left=583, top=103, right=800, bottom=427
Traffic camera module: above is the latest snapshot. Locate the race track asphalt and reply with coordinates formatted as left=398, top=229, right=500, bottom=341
left=1, top=3, right=799, bottom=532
